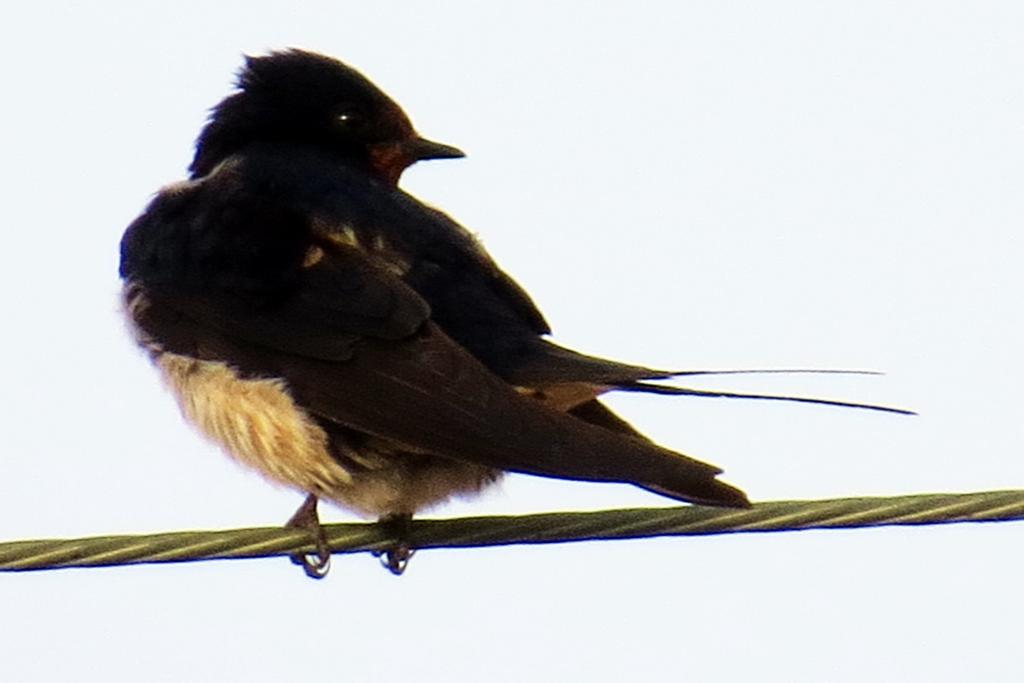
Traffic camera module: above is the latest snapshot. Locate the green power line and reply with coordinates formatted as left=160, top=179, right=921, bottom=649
left=1, top=490, right=1021, bottom=573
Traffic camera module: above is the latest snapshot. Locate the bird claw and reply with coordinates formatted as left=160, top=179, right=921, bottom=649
left=374, top=545, right=415, bottom=575
left=373, top=514, right=416, bottom=575
left=291, top=547, right=331, bottom=579
left=286, top=494, right=332, bottom=579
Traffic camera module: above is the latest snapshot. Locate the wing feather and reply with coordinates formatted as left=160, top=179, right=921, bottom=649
left=123, top=179, right=748, bottom=508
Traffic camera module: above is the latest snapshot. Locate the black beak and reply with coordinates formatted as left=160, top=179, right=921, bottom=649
left=405, top=137, right=465, bottom=161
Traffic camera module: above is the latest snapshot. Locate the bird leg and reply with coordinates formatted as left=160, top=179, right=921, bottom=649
left=285, top=494, right=331, bottom=579
left=373, top=513, right=415, bottom=575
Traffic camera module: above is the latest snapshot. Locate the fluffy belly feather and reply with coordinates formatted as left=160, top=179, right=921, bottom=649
left=125, top=285, right=500, bottom=518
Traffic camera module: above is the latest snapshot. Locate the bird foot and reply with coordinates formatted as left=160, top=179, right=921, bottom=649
left=372, top=514, right=416, bottom=576
left=379, top=545, right=415, bottom=575
left=285, top=494, right=331, bottom=579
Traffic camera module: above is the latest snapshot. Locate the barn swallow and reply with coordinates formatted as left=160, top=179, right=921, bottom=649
left=120, top=50, right=909, bottom=577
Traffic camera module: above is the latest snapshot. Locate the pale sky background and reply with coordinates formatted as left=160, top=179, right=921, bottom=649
left=2, top=2, right=1023, bottom=681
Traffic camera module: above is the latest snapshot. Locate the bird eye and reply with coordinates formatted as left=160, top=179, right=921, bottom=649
left=336, top=110, right=363, bottom=126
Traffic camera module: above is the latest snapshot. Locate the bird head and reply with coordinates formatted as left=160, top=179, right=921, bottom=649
left=189, top=49, right=464, bottom=183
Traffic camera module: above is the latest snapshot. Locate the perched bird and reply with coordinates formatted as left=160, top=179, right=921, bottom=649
left=120, top=50, right=907, bottom=577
